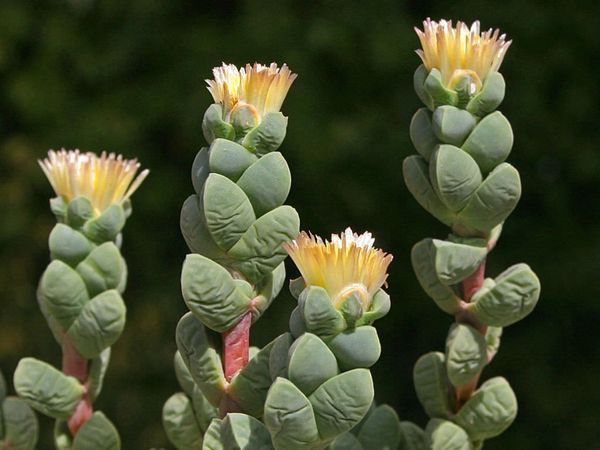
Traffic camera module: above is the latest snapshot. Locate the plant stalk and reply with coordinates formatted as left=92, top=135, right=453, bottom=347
left=62, top=337, right=92, bottom=435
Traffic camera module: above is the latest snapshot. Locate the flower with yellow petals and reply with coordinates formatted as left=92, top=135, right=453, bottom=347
left=39, top=149, right=149, bottom=215
left=284, top=228, right=393, bottom=309
left=415, top=18, right=511, bottom=94
left=206, top=62, right=297, bottom=121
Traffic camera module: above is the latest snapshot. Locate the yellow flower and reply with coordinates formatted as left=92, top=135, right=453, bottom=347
left=284, top=228, right=393, bottom=309
left=206, top=62, right=297, bottom=120
left=39, top=149, right=149, bottom=215
left=415, top=18, right=511, bottom=94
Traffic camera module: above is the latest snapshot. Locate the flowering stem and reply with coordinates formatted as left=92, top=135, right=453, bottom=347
left=455, top=259, right=487, bottom=407
left=62, top=337, right=92, bottom=435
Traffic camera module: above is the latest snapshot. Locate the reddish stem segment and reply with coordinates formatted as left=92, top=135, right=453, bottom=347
left=462, top=259, right=486, bottom=302
left=222, top=312, right=252, bottom=383
left=62, top=337, right=92, bottom=435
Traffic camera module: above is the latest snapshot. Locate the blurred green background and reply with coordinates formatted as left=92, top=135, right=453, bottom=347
left=1, top=0, right=598, bottom=448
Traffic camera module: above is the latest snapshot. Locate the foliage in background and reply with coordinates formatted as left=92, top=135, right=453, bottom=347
left=0, top=0, right=599, bottom=448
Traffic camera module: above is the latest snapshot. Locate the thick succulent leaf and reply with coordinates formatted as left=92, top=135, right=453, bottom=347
left=39, top=260, right=89, bottom=330
left=76, top=242, right=124, bottom=297
left=454, top=377, right=517, bottom=441
left=461, top=111, right=513, bottom=174
left=424, top=69, right=458, bottom=107
left=289, top=306, right=307, bottom=339
left=309, top=369, right=374, bottom=440
left=191, top=147, right=211, bottom=195
left=67, top=290, right=126, bottom=359
left=403, top=156, right=454, bottom=227
left=432, top=106, right=477, bottom=147
left=228, top=205, right=300, bottom=283
left=176, top=313, right=226, bottom=406
left=220, top=413, right=274, bottom=449
left=65, top=196, right=94, bottom=228
left=236, top=152, right=291, bottom=217
left=431, top=239, right=487, bottom=286
left=356, top=404, right=401, bottom=450
left=289, top=277, right=306, bottom=300
left=202, top=418, right=224, bottom=450
left=413, top=65, right=434, bottom=110
left=202, top=103, right=235, bottom=144
left=88, top=348, right=111, bottom=401
left=209, top=139, right=258, bottom=182
left=181, top=254, right=251, bottom=332
left=445, top=324, right=487, bottom=387
left=327, top=327, right=381, bottom=371
left=203, top=173, right=256, bottom=251
left=13, top=358, right=84, bottom=420
left=287, top=333, right=339, bottom=396
left=410, top=108, right=439, bottom=161
left=251, top=263, right=286, bottom=322
left=357, top=289, right=391, bottom=326
left=72, top=411, right=120, bottom=450
left=469, top=264, right=540, bottom=327
left=174, top=351, right=197, bottom=397
left=269, top=333, right=294, bottom=380
left=299, top=286, right=346, bottom=338
left=49, top=224, right=92, bottom=266
left=242, top=112, right=288, bottom=156
left=411, top=240, right=461, bottom=314
left=430, top=145, right=482, bottom=213
left=264, top=378, right=320, bottom=449
left=485, top=327, right=503, bottom=360
left=191, top=385, right=218, bottom=432
left=329, top=432, right=363, bottom=450
left=413, top=352, right=453, bottom=419
left=1, top=397, right=38, bottom=450
left=426, top=419, right=472, bottom=450
left=457, top=163, right=521, bottom=233
left=83, top=204, right=125, bottom=243
left=229, top=340, right=276, bottom=417
left=180, top=195, right=230, bottom=262
left=399, top=421, right=427, bottom=450
left=466, top=72, right=505, bottom=116
left=162, top=393, right=203, bottom=450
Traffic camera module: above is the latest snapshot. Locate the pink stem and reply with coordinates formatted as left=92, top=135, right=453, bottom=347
left=62, top=337, right=92, bottom=435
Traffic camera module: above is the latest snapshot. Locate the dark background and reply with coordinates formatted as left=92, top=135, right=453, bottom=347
left=1, top=0, right=598, bottom=448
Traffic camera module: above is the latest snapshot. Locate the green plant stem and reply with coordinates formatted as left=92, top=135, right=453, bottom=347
left=62, top=337, right=92, bottom=435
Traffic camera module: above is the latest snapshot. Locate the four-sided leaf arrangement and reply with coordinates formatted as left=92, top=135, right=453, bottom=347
left=1, top=17, right=540, bottom=450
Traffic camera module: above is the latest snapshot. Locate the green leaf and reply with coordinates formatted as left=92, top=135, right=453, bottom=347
left=50, top=196, right=68, bottom=221
left=299, top=286, right=345, bottom=338
left=237, top=152, right=291, bottom=217
left=202, top=103, right=235, bottom=144
left=410, top=108, right=439, bottom=161
left=228, top=205, right=300, bottom=283
left=357, top=404, right=401, bottom=450
left=191, top=385, right=218, bottom=432
left=461, top=111, right=513, bottom=174
left=208, top=139, right=258, bottom=182
left=67, top=290, right=126, bottom=359
left=251, top=262, right=286, bottom=322
left=330, top=432, right=363, bottom=450
left=202, top=418, right=224, bottom=450
left=403, top=156, right=454, bottom=227
left=413, top=65, right=434, bottom=110
left=191, top=147, right=211, bottom=195
left=411, top=240, right=461, bottom=314
left=162, top=393, right=203, bottom=450
left=309, top=369, right=374, bottom=440
left=426, top=419, right=472, bottom=450
left=83, top=204, right=125, bottom=243
left=76, top=242, right=124, bottom=297
left=429, top=145, right=482, bottom=213
left=430, top=239, right=487, bottom=286
left=432, top=106, right=477, bottom=147
left=424, top=69, right=458, bottom=108
left=457, top=163, right=521, bottom=234
left=289, top=277, right=306, bottom=300
left=268, top=333, right=293, bottom=380
left=88, top=348, right=111, bottom=401
left=485, top=327, right=503, bottom=360
left=66, top=196, right=94, bottom=228
left=357, top=289, right=391, bottom=326
left=39, top=260, right=89, bottom=330
left=399, top=421, right=427, bottom=450
left=203, top=173, right=256, bottom=251
left=229, top=340, right=277, bottom=417
left=174, top=351, right=197, bottom=397
left=14, top=358, right=84, bottom=420
left=289, top=306, right=306, bottom=339
left=413, top=352, right=453, bottom=419
left=445, top=324, right=487, bottom=387
left=242, top=112, right=288, bottom=156
left=176, top=313, right=226, bottom=406
left=469, top=263, right=540, bottom=327
left=454, top=377, right=517, bottom=441
left=466, top=72, right=505, bottom=117
left=49, top=224, right=92, bottom=266
left=288, top=333, right=339, bottom=396
left=220, top=413, right=274, bottom=449
left=264, top=378, right=320, bottom=449
left=2, top=397, right=38, bottom=450
left=72, top=411, right=120, bottom=450
left=327, top=326, right=381, bottom=371
left=181, top=254, right=251, bottom=332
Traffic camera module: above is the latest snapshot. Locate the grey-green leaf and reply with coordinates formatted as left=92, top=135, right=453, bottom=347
left=432, top=106, right=477, bottom=147
left=287, top=333, right=339, bottom=396
left=242, top=112, right=288, bottom=156
left=461, top=111, right=513, bottom=174
left=72, top=411, right=120, bottom=450
left=327, top=327, right=381, bottom=371
left=357, top=404, right=401, bottom=450
left=410, top=108, right=439, bottom=161
left=300, top=286, right=345, bottom=338
left=76, top=242, right=124, bottom=297
left=426, top=419, right=472, bottom=450
left=431, top=239, right=487, bottom=286
left=445, top=324, right=487, bottom=387
left=49, top=224, right=92, bottom=267
left=220, top=413, right=274, bottom=449
left=399, top=421, right=427, bottom=450
left=2, top=397, right=39, bottom=450
left=209, top=139, right=258, bottom=182
left=162, top=393, right=203, bottom=450
left=413, top=352, right=453, bottom=419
